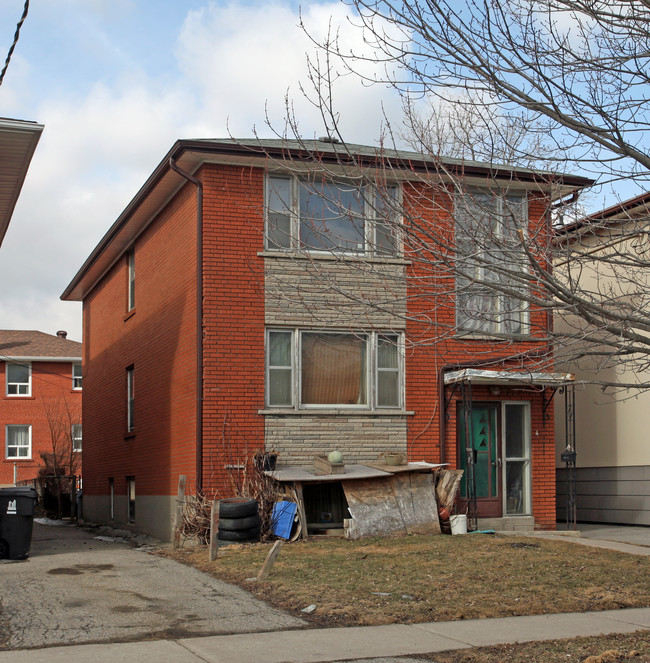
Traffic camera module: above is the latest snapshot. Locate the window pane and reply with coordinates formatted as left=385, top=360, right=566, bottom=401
left=506, top=461, right=526, bottom=514
left=377, top=335, right=398, bottom=369
left=268, top=213, right=291, bottom=249
left=8, top=364, right=29, bottom=383
left=268, top=178, right=292, bottom=249
left=374, top=186, right=398, bottom=255
left=301, top=333, right=367, bottom=405
left=7, top=425, right=30, bottom=458
left=72, top=424, right=82, bottom=452
left=300, top=182, right=365, bottom=252
left=128, top=250, right=135, bottom=311
left=269, top=368, right=292, bottom=406
left=377, top=371, right=399, bottom=407
left=269, top=331, right=292, bottom=366
left=505, top=403, right=526, bottom=458
left=73, top=364, right=83, bottom=389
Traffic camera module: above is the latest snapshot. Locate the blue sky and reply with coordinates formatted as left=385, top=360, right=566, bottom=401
left=0, top=0, right=403, bottom=340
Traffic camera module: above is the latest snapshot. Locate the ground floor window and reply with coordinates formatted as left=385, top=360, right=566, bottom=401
left=6, top=425, right=31, bottom=459
left=267, top=329, right=402, bottom=410
left=126, top=476, right=135, bottom=523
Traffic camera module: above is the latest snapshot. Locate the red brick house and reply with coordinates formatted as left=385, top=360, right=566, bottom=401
left=62, top=138, right=592, bottom=540
left=0, top=330, right=82, bottom=487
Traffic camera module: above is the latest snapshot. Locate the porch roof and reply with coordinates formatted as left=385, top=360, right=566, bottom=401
left=443, top=368, right=575, bottom=387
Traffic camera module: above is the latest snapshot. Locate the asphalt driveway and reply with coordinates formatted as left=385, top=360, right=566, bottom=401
left=0, top=521, right=304, bottom=650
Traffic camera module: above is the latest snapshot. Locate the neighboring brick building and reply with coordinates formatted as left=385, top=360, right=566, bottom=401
left=62, top=138, right=592, bottom=540
left=0, top=330, right=82, bottom=487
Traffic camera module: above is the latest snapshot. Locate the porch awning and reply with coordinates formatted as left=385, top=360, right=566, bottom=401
left=443, top=368, right=575, bottom=387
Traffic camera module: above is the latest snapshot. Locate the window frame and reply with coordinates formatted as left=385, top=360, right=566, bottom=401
left=6, top=424, right=31, bottom=459
left=127, top=249, right=135, bottom=312
left=126, top=365, right=135, bottom=432
left=72, top=363, right=82, bottom=390
left=266, top=329, right=403, bottom=411
left=72, top=424, right=82, bottom=453
left=265, top=175, right=401, bottom=256
left=502, top=401, right=532, bottom=516
left=126, top=476, right=135, bottom=523
left=454, top=190, right=529, bottom=335
left=6, top=362, right=31, bottom=397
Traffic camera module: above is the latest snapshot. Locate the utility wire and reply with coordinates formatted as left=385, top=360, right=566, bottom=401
left=0, top=0, right=29, bottom=88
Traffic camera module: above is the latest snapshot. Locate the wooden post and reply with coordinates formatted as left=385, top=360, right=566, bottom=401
left=257, top=540, right=284, bottom=581
left=294, top=481, right=308, bottom=540
left=172, top=475, right=186, bottom=550
left=209, top=499, right=220, bottom=562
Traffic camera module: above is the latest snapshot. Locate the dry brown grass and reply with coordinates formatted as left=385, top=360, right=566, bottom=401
left=427, top=631, right=650, bottom=662
left=160, top=533, right=650, bottom=627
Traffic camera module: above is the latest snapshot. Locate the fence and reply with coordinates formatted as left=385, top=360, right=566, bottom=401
left=16, top=474, right=81, bottom=520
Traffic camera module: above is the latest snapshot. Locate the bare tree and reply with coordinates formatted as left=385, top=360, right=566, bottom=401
left=41, top=394, right=81, bottom=518
left=259, top=0, right=650, bottom=391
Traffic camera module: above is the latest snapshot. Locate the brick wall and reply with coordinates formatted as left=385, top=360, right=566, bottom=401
left=200, top=163, right=266, bottom=497
left=82, top=180, right=198, bottom=501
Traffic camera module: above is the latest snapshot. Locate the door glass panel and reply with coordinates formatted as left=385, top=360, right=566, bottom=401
left=506, top=461, right=526, bottom=514
left=505, top=403, right=525, bottom=457
left=504, top=403, right=530, bottom=515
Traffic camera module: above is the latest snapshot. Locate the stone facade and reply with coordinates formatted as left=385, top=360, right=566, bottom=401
left=264, top=413, right=409, bottom=466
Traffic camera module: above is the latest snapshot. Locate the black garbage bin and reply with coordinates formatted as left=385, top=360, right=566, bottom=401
left=0, top=487, right=38, bottom=560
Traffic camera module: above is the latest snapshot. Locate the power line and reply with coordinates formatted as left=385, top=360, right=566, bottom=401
left=0, top=0, right=30, bottom=88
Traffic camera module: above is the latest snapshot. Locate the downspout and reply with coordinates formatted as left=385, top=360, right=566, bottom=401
left=169, top=157, right=204, bottom=494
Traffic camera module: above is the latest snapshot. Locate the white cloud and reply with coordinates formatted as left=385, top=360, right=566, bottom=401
left=0, top=0, right=402, bottom=340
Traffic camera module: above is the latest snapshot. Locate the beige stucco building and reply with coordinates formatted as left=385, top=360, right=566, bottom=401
left=555, top=193, right=650, bottom=526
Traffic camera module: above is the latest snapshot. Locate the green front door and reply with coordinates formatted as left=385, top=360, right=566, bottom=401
left=458, top=403, right=501, bottom=517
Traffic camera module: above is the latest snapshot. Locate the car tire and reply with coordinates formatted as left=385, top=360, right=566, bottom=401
left=218, top=514, right=261, bottom=531
left=217, top=526, right=261, bottom=542
left=218, top=498, right=258, bottom=519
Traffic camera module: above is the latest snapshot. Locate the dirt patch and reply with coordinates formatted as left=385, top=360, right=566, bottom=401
left=160, top=534, right=650, bottom=627
left=426, top=631, right=650, bottom=662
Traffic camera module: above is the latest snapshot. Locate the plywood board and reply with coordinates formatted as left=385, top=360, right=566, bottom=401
left=342, top=478, right=405, bottom=539
left=390, top=472, right=441, bottom=535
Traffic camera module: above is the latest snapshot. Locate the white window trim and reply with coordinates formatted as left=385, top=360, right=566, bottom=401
left=6, top=362, right=32, bottom=397
left=501, top=401, right=532, bottom=516
left=455, top=191, right=530, bottom=335
left=266, top=329, right=404, bottom=411
left=72, top=363, right=82, bottom=390
left=265, top=175, right=402, bottom=257
left=6, top=424, right=32, bottom=460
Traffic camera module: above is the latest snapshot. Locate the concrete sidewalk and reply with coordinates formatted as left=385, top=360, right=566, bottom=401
left=1, top=607, right=648, bottom=663
left=525, top=522, right=650, bottom=556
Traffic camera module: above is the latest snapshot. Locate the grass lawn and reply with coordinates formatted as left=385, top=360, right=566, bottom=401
left=162, top=533, right=649, bottom=627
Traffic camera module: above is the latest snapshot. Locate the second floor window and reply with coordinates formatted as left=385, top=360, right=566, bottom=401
left=72, top=363, right=82, bottom=390
left=266, top=176, right=400, bottom=256
left=127, top=249, right=135, bottom=311
left=455, top=191, right=529, bottom=335
left=6, top=363, right=31, bottom=396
